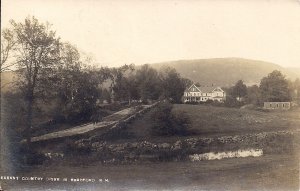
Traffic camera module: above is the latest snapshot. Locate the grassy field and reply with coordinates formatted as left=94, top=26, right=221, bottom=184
left=173, top=104, right=300, bottom=135
left=3, top=154, right=299, bottom=190
left=109, top=104, right=300, bottom=143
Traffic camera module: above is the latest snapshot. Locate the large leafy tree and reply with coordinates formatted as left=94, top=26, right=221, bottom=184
left=56, top=43, right=82, bottom=113
left=11, top=16, right=60, bottom=143
left=99, top=64, right=134, bottom=102
left=113, top=74, right=139, bottom=103
left=110, top=65, right=137, bottom=102
left=159, top=67, right=185, bottom=103
left=259, top=70, right=291, bottom=102
left=66, top=70, right=100, bottom=123
left=135, top=64, right=161, bottom=101
left=182, top=78, right=193, bottom=89
left=55, top=43, right=107, bottom=123
left=231, top=80, right=247, bottom=100
left=245, top=85, right=261, bottom=105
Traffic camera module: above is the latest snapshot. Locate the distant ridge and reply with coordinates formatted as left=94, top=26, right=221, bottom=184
left=149, top=57, right=299, bottom=87
left=1, top=58, right=299, bottom=93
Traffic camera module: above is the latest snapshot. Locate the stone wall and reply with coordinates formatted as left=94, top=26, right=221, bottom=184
left=72, top=130, right=299, bottom=164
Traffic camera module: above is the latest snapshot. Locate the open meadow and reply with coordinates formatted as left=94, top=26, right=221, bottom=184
left=114, top=104, right=300, bottom=143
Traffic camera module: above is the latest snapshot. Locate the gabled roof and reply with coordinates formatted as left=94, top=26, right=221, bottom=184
left=212, top=87, right=224, bottom=92
left=186, top=84, right=201, bottom=92
left=185, top=84, right=224, bottom=93
left=200, top=86, right=217, bottom=93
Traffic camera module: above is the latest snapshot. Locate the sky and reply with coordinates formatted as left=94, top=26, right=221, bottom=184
left=1, top=0, right=300, bottom=68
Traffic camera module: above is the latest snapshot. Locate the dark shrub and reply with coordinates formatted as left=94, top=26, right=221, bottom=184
left=66, top=107, right=94, bottom=125
left=171, top=110, right=191, bottom=135
left=224, top=96, right=245, bottom=108
left=150, top=102, right=191, bottom=136
left=150, top=102, right=174, bottom=135
left=53, top=114, right=66, bottom=124
left=211, top=100, right=224, bottom=107
left=19, top=144, right=47, bottom=165
left=100, top=121, right=136, bottom=141
left=63, top=139, right=91, bottom=156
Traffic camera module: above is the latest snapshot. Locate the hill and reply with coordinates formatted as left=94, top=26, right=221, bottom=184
left=149, top=58, right=299, bottom=87
left=1, top=58, right=299, bottom=93
left=287, top=67, right=300, bottom=78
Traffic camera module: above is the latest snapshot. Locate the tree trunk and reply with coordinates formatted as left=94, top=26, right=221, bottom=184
left=25, top=91, right=33, bottom=145
left=0, top=72, right=2, bottom=123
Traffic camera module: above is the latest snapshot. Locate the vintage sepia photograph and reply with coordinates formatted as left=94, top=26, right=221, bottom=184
left=1, top=0, right=300, bottom=190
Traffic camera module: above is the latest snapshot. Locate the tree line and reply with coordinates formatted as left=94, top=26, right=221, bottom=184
left=226, top=70, right=300, bottom=107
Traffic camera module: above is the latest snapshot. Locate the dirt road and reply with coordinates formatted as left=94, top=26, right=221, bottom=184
left=30, top=107, right=138, bottom=142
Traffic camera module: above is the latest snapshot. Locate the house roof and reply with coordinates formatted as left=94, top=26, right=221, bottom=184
left=200, top=86, right=217, bottom=93
left=185, top=84, right=224, bottom=93
left=186, top=84, right=201, bottom=92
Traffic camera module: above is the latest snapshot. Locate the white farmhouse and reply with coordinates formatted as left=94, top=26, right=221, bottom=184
left=183, top=84, right=226, bottom=103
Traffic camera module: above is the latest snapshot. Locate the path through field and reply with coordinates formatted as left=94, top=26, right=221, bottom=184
left=30, top=106, right=150, bottom=142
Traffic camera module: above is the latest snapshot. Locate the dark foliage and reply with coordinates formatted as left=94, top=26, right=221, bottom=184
left=224, top=95, right=245, bottom=108
left=19, top=144, right=47, bottom=165
left=63, top=139, right=92, bottom=156
left=231, top=80, right=247, bottom=99
left=159, top=67, right=186, bottom=103
left=150, top=102, right=191, bottom=136
left=259, top=70, right=291, bottom=102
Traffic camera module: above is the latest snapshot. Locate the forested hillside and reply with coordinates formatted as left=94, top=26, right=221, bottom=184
left=150, top=58, right=299, bottom=87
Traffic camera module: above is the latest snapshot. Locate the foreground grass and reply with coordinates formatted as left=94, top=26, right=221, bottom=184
left=3, top=154, right=299, bottom=191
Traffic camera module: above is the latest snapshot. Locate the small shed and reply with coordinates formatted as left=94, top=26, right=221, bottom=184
left=263, top=102, right=291, bottom=110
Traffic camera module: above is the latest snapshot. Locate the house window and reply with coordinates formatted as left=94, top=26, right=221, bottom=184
left=277, top=104, right=279, bottom=108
